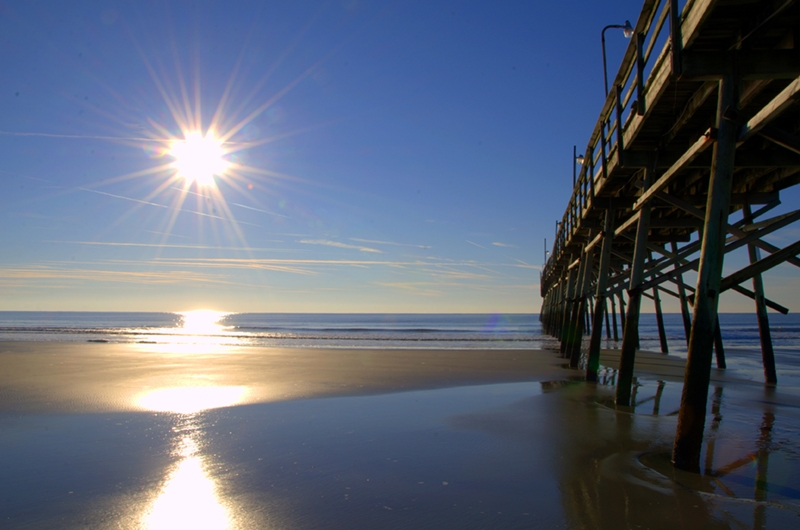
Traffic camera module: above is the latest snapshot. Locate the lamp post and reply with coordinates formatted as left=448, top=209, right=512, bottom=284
left=601, top=20, right=634, bottom=96
left=574, top=147, right=585, bottom=187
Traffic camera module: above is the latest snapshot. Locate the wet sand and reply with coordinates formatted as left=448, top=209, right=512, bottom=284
left=1, top=341, right=799, bottom=529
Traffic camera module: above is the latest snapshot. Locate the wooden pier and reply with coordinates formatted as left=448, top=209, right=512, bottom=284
left=539, top=0, right=800, bottom=472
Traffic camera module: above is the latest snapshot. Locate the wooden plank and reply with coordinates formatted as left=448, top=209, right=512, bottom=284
left=669, top=0, right=682, bottom=75
left=739, top=76, right=800, bottom=143
left=634, top=130, right=715, bottom=210
left=636, top=31, right=646, bottom=115
left=680, top=0, right=718, bottom=51
left=662, top=81, right=716, bottom=145
left=759, top=124, right=800, bottom=156
left=721, top=239, right=800, bottom=293
left=730, top=285, right=789, bottom=315
left=621, top=45, right=674, bottom=152
left=615, top=211, right=642, bottom=236
left=682, top=50, right=800, bottom=80
left=585, top=230, right=605, bottom=254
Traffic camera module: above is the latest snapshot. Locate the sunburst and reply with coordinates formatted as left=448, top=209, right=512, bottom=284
left=75, top=40, right=329, bottom=251
left=168, top=132, right=230, bottom=187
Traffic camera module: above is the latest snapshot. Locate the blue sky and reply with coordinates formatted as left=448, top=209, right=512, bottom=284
left=1, top=0, right=797, bottom=313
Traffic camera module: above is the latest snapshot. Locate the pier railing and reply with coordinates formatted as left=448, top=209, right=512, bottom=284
left=544, top=0, right=700, bottom=291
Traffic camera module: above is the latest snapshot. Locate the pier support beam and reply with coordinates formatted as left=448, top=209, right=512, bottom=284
left=654, top=286, right=669, bottom=353
left=588, top=208, right=615, bottom=381
left=617, top=162, right=654, bottom=406
left=744, top=203, right=777, bottom=384
left=569, top=246, right=594, bottom=367
left=610, top=295, right=619, bottom=341
left=563, top=255, right=585, bottom=358
left=673, top=73, right=739, bottom=472
left=714, top=317, right=726, bottom=369
left=673, top=241, right=693, bottom=346
left=560, top=262, right=578, bottom=355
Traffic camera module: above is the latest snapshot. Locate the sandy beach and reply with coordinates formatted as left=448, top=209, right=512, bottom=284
left=2, top=341, right=800, bottom=529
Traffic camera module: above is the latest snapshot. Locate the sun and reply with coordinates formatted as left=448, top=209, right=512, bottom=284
left=169, top=132, right=230, bottom=186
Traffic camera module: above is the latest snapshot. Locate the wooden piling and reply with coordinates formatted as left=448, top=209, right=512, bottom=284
left=654, top=286, right=669, bottom=353
left=559, top=263, right=578, bottom=356
left=673, top=73, right=739, bottom=473
left=617, top=162, right=654, bottom=406
left=714, top=316, right=726, bottom=369
left=672, top=241, right=693, bottom=346
left=569, top=246, right=594, bottom=367
left=610, top=295, right=619, bottom=341
left=744, top=204, right=778, bottom=384
left=587, top=208, right=615, bottom=381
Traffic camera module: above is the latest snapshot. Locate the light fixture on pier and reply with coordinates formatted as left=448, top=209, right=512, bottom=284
left=572, top=145, right=585, bottom=186
left=602, top=20, right=635, bottom=96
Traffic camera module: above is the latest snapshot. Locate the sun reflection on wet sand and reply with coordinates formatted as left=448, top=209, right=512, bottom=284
left=137, top=386, right=248, bottom=414
left=138, top=384, right=247, bottom=529
left=143, top=453, right=231, bottom=529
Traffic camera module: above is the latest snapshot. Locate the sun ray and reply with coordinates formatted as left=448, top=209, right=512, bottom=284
left=208, top=49, right=247, bottom=136
left=155, top=183, right=194, bottom=255
left=130, top=31, right=190, bottom=134
left=222, top=120, right=337, bottom=156
left=219, top=63, right=319, bottom=143
left=80, top=162, right=175, bottom=190
left=216, top=14, right=319, bottom=136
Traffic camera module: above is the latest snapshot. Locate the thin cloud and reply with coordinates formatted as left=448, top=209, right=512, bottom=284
left=374, top=281, right=443, bottom=296
left=349, top=238, right=431, bottom=249
left=170, top=186, right=290, bottom=218
left=77, top=187, right=262, bottom=227
left=46, top=241, right=302, bottom=252
left=0, top=130, right=163, bottom=142
left=492, top=242, right=517, bottom=248
left=298, top=239, right=382, bottom=253
left=466, top=240, right=486, bottom=249
left=0, top=266, right=232, bottom=285
left=144, top=230, right=193, bottom=240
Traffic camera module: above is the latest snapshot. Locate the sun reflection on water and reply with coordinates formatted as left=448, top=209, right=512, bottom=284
left=178, top=310, right=230, bottom=335
left=133, top=310, right=245, bottom=353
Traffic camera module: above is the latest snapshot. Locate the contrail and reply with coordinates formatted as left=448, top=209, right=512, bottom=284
left=0, top=130, right=251, bottom=147
left=0, top=130, right=164, bottom=142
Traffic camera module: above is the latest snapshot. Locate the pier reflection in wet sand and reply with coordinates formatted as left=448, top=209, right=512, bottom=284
left=552, top=375, right=800, bottom=529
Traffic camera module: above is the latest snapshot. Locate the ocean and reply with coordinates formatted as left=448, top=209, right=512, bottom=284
left=0, top=311, right=799, bottom=354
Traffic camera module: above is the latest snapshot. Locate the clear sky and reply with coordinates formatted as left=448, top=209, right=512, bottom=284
left=1, top=0, right=797, bottom=314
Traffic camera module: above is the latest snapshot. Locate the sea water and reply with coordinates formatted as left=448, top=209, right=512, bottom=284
left=0, top=311, right=799, bottom=353
left=0, top=312, right=544, bottom=349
